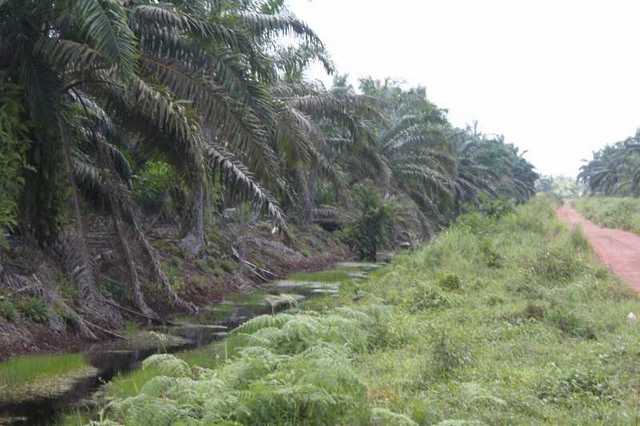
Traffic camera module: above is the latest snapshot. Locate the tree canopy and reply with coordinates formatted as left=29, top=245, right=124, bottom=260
left=579, top=130, right=640, bottom=196
left=0, top=0, right=538, bottom=322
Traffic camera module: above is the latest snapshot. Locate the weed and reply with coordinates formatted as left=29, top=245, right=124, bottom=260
left=99, top=278, right=127, bottom=301
left=219, top=259, right=236, bottom=273
left=437, top=273, right=462, bottom=290
left=575, top=197, right=640, bottom=235
left=485, top=295, right=505, bottom=306
left=0, top=353, right=88, bottom=389
left=18, top=297, right=49, bottom=323
left=195, top=258, right=214, bottom=274
left=340, top=185, right=394, bottom=261
left=529, top=244, right=583, bottom=285
left=546, top=308, right=596, bottom=339
left=521, top=302, right=546, bottom=320
left=0, top=298, right=17, bottom=321
left=569, top=225, right=590, bottom=252
left=480, top=238, right=503, bottom=268
left=475, top=195, right=516, bottom=219
left=91, top=197, right=640, bottom=425
left=538, top=369, right=612, bottom=403
left=430, top=333, right=473, bottom=378
left=407, top=284, right=451, bottom=312
left=506, top=280, right=544, bottom=300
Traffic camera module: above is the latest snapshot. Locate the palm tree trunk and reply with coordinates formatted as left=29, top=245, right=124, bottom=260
left=112, top=216, right=158, bottom=322
left=180, top=181, right=206, bottom=256
left=296, top=168, right=314, bottom=225
left=60, top=124, right=122, bottom=328
left=136, top=221, right=198, bottom=313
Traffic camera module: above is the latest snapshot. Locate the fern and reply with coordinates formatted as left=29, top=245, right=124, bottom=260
left=233, top=313, right=295, bottom=334
left=371, top=408, right=419, bottom=426
left=142, top=354, right=191, bottom=378
left=95, top=306, right=395, bottom=425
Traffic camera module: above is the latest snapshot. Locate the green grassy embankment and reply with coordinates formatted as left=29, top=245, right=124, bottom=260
left=574, top=196, right=640, bottom=234
left=87, top=197, right=640, bottom=425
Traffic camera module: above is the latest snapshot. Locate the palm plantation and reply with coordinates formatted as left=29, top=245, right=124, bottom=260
left=13, top=2, right=629, bottom=425
left=0, top=0, right=537, bottom=326
left=579, top=130, right=640, bottom=196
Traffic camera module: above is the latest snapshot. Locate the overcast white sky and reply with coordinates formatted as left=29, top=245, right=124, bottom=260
left=289, top=0, right=640, bottom=177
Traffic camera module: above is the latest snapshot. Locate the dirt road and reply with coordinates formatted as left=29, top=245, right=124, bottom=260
left=556, top=205, right=640, bottom=292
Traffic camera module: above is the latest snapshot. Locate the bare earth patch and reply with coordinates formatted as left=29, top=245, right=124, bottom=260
left=557, top=205, right=640, bottom=292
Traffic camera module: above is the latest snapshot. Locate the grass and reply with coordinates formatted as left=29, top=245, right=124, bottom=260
left=88, top=196, right=640, bottom=425
left=0, top=353, right=96, bottom=403
left=574, top=196, right=640, bottom=234
left=0, top=353, right=89, bottom=388
left=287, top=269, right=353, bottom=283
left=103, top=268, right=359, bottom=400
left=105, top=334, right=253, bottom=400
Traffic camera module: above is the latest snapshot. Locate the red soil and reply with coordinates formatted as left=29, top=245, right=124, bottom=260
left=556, top=205, right=640, bottom=292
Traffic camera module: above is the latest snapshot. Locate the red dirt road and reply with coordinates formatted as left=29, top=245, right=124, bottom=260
left=556, top=205, right=640, bottom=292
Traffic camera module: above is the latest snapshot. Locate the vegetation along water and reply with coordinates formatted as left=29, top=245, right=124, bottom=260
left=2, top=0, right=640, bottom=425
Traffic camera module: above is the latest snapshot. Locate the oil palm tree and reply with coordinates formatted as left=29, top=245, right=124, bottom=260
left=0, top=0, right=325, bottom=323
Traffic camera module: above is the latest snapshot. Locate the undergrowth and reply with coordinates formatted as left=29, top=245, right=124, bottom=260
left=574, top=196, right=640, bottom=234
left=91, top=196, right=640, bottom=425
left=0, top=353, right=88, bottom=389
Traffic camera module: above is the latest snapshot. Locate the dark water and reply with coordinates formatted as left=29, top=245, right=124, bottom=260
left=0, top=263, right=380, bottom=425
left=0, top=300, right=276, bottom=425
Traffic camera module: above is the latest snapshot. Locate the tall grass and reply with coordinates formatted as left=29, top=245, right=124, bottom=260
left=574, top=196, right=640, bottom=234
left=92, top=197, right=640, bottom=425
left=0, top=353, right=88, bottom=389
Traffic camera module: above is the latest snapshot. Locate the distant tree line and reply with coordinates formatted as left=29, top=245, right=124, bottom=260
left=536, top=175, right=584, bottom=199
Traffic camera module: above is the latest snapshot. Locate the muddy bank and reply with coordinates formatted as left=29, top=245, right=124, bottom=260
left=0, top=262, right=383, bottom=425
left=0, top=220, right=352, bottom=362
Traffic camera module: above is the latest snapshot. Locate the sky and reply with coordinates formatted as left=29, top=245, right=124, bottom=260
left=289, top=0, right=640, bottom=177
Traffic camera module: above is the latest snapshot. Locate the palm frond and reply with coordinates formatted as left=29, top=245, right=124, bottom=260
left=73, top=0, right=137, bottom=76
left=35, top=38, right=108, bottom=74
left=206, top=142, right=286, bottom=228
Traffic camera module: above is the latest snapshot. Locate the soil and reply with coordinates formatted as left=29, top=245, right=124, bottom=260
left=556, top=205, right=640, bottom=292
left=0, top=223, right=352, bottom=361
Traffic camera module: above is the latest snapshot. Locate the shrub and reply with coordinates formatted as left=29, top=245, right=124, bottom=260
left=574, top=197, right=640, bottom=235
left=437, top=273, right=462, bottom=290
left=99, top=277, right=127, bottom=301
left=220, top=260, right=236, bottom=273
left=430, top=333, right=473, bottom=378
left=546, top=308, right=596, bottom=339
left=538, top=369, right=612, bottom=403
left=530, top=244, right=583, bottom=285
left=0, top=83, right=29, bottom=248
left=105, top=307, right=387, bottom=425
left=505, top=303, right=546, bottom=325
left=456, top=211, right=495, bottom=235
left=480, top=239, right=502, bottom=268
left=407, top=284, right=451, bottom=312
left=134, top=160, right=177, bottom=212
left=18, top=297, right=49, bottom=323
left=341, top=185, right=394, bottom=261
left=520, top=303, right=546, bottom=320
left=475, top=195, right=516, bottom=219
left=569, top=226, right=590, bottom=252
left=0, top=298, right=17, bottom=322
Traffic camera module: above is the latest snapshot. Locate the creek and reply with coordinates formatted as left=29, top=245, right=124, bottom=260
left=0, top=262, right=382, bottom=425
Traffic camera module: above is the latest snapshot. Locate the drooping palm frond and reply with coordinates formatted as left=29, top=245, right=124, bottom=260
left=73, top=0, right=138, bottom=76
left=274, top=42, right=335, bottom=78
left=235, top=12, right=323, bottom=46
left=139, top=56, right=272, bottom=156
left=129, top=3, right=234, bottom=43
left=206, top=142, right=285, bottom=228
left=35, top=39, right=109, bottom=74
